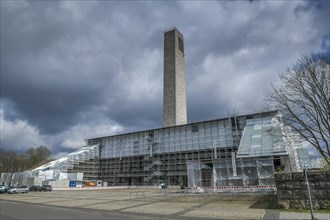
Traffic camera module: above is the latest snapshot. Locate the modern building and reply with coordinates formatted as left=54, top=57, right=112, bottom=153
left=87, top=110, right=300, bottom=187
left=1, top=28, right=304, bottom=188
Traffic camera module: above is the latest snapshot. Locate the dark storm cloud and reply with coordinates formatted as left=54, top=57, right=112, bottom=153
left=1, top=1, right=100, bottom=133
left=1, top=0, right=328, bottom=155
left=1, top=1, right=163, bottom=135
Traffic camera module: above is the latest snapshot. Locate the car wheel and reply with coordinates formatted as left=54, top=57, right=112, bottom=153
left=13, top=191, right=16, bottom=194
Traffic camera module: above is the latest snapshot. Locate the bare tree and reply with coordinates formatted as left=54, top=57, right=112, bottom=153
left=265, top=54, right=330, bottom=165
left=0, top=146, right=52, bottom=173
left=27, top=145, right=51, bottom=168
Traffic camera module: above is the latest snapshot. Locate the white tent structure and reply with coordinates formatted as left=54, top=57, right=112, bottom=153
left=0, top=145, right=99, bottom=187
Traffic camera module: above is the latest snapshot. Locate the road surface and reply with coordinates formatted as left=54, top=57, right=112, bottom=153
left=0, top=200, right=168, bottom=220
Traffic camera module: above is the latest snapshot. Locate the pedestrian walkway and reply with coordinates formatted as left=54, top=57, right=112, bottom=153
left=262, top=195, right=280, bottom=220
left=263, top=210, right=330, bottom=220
left=279, top=211, right=330, bottom=220
left=262, top=195, right=329, bottom=220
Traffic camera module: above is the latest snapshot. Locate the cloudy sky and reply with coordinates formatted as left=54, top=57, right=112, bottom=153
left=1, top=0, right=329, bottom=158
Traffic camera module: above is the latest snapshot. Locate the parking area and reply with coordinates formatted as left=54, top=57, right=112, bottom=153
left=0, top=188, right=273, bottom=219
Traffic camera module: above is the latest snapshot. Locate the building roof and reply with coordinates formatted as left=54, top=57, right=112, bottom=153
left=31, top=144, right=99, bottom=172
left=86, top=110, right=278, bottom=141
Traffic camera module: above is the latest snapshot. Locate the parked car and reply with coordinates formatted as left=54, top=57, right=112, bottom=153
left=41, top=185, right=52, bottom=191
left=0, top=185, right=9, bottom=194
left=8, top=185, right=29, bottom=194
left=29, top=185, right=42, bottom=192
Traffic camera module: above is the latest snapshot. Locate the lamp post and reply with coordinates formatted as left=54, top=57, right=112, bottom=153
left=303, top=165, right=314, bottom=220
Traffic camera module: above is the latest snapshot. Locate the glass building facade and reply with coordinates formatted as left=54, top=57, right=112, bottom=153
left=86, top=111, right=299, bottom=187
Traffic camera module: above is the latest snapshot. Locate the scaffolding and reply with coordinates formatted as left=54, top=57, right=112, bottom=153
left=0, top=145, right=100, bottom=187
left=30, top=144, right=99, bottom=181
left=0, top=112, right=305, bottom=189
left=0, top=171, right=32, bottom=187
left=93, top=111, right=298, bottom=187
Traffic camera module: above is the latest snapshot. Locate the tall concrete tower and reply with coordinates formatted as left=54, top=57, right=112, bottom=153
left=163, top=28, right=187, bottom=127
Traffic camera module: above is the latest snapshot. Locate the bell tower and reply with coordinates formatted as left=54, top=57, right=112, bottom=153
left=163, top=28, right=187, bottom=127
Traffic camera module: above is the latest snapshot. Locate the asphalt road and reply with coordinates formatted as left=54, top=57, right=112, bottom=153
left=0, top=200, right=166, bottom=220
left=0, top=189, right=272, bottom=220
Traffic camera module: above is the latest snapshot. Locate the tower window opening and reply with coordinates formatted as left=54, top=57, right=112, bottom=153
left=178, top=37, right=184, bottom=53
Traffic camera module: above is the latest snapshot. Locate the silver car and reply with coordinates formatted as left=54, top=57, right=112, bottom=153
left=8, top=185, right=29, bottom=194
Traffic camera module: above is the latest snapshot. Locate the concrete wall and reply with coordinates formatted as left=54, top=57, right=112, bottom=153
left=275, top=171, right=330, bottom=210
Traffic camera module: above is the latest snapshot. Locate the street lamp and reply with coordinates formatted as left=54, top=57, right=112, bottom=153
left=303, top=163, right=314, bottom=220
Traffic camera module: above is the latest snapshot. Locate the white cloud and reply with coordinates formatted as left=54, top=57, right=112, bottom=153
left=0, top=107, right=123, bottom=156
left=59, top=122, right=123, bottom=149
left=0, top=109, right=46, bottom=152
